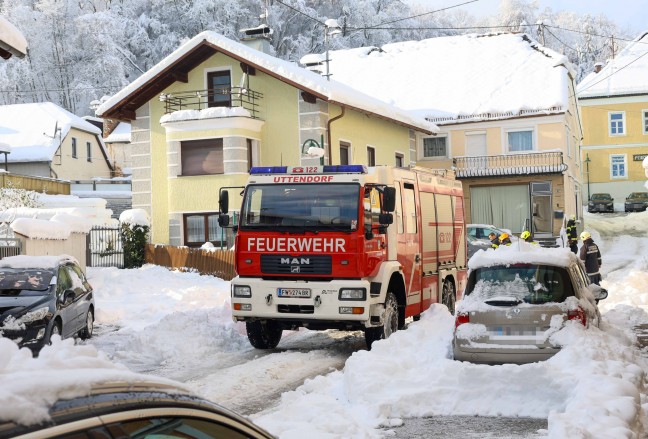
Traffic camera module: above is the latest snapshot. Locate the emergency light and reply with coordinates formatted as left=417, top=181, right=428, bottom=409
left=249, top=165, right=367, bottom=175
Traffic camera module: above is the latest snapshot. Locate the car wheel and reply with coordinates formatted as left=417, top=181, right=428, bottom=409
left=48, top=321, right=62, bottom=344
left=364, top=292, right=399, bottom=350
left=79, top=308, right=94, bottom=340
left=442, top=279, right=456, bottom=315
left=246, top=320, right=282, bottom=349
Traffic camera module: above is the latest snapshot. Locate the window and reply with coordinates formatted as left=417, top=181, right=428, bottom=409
left=367, top=146, right=376, bottom=166
left=86, top=142, right=92, bottom=162
left=247, top=138, right=253, bottom=171
left=610, top=154, right=627, bottom=179
left=207, top=70, right=231, bottom=107
left=107, top=416, right=251, bottom=439
left=181, top=139, right=223, bottom=176
left=507, top=129, right=533, bottom=152
left=422, top=136, right=447, bottom=158
left=566, top=126, right=572, bottom=158
left=395, top=153, right=404, bottom=167
left=71, top=138, right=77, bottom=158
left=609, top=112, right=625, bottom=136
left=403, top=183, right=417, bottom=233
left=643, top=110, right=648, bottom=134
left=183, top=213, right=225, bottom=247
left=340, top=142, right=350, bottom=165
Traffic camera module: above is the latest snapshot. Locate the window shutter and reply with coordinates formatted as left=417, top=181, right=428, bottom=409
left=181, top=139, right=224, bottom=176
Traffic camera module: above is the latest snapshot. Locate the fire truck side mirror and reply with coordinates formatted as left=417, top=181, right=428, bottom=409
left=218, top=214, right=230, bottom=227
left=379, top=213, right=393, bottom=225
left=383, top=187, right=396, bottom=212
left=219, top=190, right=229, bottom=214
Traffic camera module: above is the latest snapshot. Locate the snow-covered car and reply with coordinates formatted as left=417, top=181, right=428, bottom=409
left=453, top=245, right=608, bottom=365
left=624, top=192, right=648, bottom=212
left=0, top=378, right=275, bottom=439
left=467, top=224, right=518, bottom=243
left=0, top=255, right=94, bottom=355
left=587, top=193, right=614, bottom=213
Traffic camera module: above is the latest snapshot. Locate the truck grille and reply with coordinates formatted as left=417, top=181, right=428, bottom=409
left=277, top=304, right=315, bottom=314
left=260, top=255, right=332, bottom=275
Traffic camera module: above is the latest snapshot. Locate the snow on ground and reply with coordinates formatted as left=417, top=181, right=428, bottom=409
left=1, top=211, right=647, bottom=438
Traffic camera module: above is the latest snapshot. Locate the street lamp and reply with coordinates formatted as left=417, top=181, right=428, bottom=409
left=323, top=19, right=342, bottom=81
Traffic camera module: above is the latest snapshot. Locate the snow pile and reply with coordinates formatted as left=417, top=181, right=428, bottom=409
left=119, top=208, right=150, bottom=227
left=160, top=106, right=252, bottom=123
left=468, top=241, right=576, bottom=269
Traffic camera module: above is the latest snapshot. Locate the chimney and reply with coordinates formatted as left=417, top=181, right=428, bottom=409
left=239, top=24, right=274, bottom=54
left=593, top=62, right=603, bottom=73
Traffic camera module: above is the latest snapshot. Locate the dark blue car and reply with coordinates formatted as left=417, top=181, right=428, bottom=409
left=0, top=255, right=94, bottom=355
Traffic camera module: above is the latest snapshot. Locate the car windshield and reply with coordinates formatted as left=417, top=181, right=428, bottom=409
left=0, top=269, right=53, bottom=296
left=629, top=193, right=648, bottom=199
left=466, top=264, right=574, bottom=304
left=591, top=194, right=612, bottom=200
left=239, top=183, right=360, bottom=231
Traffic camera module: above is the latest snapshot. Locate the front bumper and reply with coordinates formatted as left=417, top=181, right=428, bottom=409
left=588, top=204, right=613, bottom=212
left=231, top=277, right=378, bottom=329
left=625, top=203, right=648, bottom=212
left=1, top=324, right=48, bottom=353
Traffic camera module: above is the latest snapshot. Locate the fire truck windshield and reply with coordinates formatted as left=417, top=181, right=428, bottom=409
left=239, top=183, right=360, bottom=231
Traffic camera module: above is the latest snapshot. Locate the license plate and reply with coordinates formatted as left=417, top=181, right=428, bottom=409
left=277, top=288, right=311, bottom=298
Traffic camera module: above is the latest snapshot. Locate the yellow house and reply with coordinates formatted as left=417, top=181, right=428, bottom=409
left=324, top=33, right=583, bottom=240
left=97, top=31, right=435, bottom=247
left=577, top=31, right=648, bottom=205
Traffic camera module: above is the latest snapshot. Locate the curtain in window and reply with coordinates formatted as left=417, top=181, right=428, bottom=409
left=507, top=131, right=532, bottom=152
left=208, top=215, right=223, bottom=241
left=470, top=185, right=529, bottom=233
left=423, top=137, right=446, bottom=157
left=181, top=139, right=224, bottom=176
left=186, top=216, right=205, bottom=242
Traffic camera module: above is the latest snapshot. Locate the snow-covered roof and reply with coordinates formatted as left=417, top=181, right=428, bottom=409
left=97, top=31, right=437, bottom=134
left=0, top=102, right=103, bottom=163
left=0, top=16, right=28, bottom=59
left=104, top=121, right=131, bottom=143
left=323, top=32, right=574, bottom=124
left=577, top=31, right=648, bottom=98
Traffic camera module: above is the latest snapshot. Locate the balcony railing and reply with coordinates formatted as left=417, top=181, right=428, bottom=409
left=159, top=87, right=263, bottom=119
left=454, top=152, right=567, bottom=178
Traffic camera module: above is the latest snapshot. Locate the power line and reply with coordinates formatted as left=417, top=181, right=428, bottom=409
left=574, top=50, right=648, bottom=97
left=357, top=0, right=481, bottom=30
left=272, top=0, right=326, bottom=27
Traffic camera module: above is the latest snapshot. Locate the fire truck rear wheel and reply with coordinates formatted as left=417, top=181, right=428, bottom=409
left=442, top=279, right=456, bottom=315
left=246, top=320, right=283, bottom=349
left=364, top=292, right=399, bottom=350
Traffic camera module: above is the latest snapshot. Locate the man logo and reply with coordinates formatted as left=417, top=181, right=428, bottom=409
left=291, top=266, right=300, bottom=273
left=281, top=258, right=310, bottom=265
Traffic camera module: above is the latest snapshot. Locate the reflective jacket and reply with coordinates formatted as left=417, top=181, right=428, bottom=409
left=566, top=219, right=578, bottom=243
left=579, top=238, right=602, bottom=275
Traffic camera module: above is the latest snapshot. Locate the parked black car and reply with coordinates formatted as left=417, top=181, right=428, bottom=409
left=0, top=379, right=276, bottom=439
left=0, top=255, right=94, bottom=355
left=624, top=192, right=648, bottom=212
left=587, top=193, right=614, bottom=213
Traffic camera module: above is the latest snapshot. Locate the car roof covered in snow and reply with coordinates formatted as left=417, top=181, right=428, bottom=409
left=0, top=255, right=78, bottom=270
left=468, top=243, right=578, bottom=270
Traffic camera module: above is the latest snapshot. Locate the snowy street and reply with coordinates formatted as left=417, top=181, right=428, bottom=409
left=77, top=209, right=648, bottom=438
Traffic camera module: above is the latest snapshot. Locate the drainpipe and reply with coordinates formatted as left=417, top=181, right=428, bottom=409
left=326, top=106, right=345, bottom=166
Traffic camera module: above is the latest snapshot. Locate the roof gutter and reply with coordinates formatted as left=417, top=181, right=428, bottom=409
left=326, top=107, right=345, bottom=166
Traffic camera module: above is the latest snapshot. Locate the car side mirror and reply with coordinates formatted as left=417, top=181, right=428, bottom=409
left=588, top=284, right=608, bottom=301
left=60, top=289, right=75, bottom=305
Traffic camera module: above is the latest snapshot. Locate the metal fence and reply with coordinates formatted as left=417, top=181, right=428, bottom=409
left=0, top=237, right=21, bottom=259
left=86, top=226, right=124, bottom=268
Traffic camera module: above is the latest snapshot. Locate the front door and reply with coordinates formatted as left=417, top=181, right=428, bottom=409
left=398, top=182, right=423, bottom=315
left=531, top=182, right=553, bottom=237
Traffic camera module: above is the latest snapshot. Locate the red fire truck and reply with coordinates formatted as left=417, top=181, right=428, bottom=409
left=219, top=165, right=467, bottom=349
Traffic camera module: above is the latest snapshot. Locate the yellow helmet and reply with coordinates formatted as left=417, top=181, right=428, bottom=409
left=499, top=233, right=509, bottom=240
left=580, top=231, right=591, bottom=240
left=520, top=231, right=531, bottom=240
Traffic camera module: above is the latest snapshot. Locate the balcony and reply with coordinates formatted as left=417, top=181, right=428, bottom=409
left=454, top=152, right=567, bottom=178
left=159, top=87, right=263, bottom=119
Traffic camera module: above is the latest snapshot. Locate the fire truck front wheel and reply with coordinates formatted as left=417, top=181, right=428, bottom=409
left=364, top=292, right=399, bottom=350
left=246, top=320, right=283, bottom=349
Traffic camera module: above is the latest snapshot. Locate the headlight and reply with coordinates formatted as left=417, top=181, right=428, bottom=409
left=2, top=306, right=50, bottom=330
left=339, top=288, right=366, bottom=300
left=232, top=285, right=252, bottom=298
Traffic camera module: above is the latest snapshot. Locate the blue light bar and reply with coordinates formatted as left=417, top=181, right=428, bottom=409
left=322, top=165, right=368, bottom=174
left=250, top=166, right=288, bottom=175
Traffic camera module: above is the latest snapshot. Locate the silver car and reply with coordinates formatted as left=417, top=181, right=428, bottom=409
left=453, top=247, right=607, bottom=364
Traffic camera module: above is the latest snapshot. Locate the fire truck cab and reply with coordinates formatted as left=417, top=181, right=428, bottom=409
left=221, top=165, right=467, bottom=350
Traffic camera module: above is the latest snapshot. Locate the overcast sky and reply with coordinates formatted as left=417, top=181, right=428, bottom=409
left=405, top=0, right=648, bottom=35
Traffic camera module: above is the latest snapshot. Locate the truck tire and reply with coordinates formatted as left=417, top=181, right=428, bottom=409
left=364, top=292, right=398, bottom=350
left=442, top=279, right=456, bottom=315
left=246, top=320, right=283, bottom=349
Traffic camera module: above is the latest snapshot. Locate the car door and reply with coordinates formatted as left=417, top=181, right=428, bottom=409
left=55, top=266, right=78, bottom=338
left=65, top=264, right=92, bottom=332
